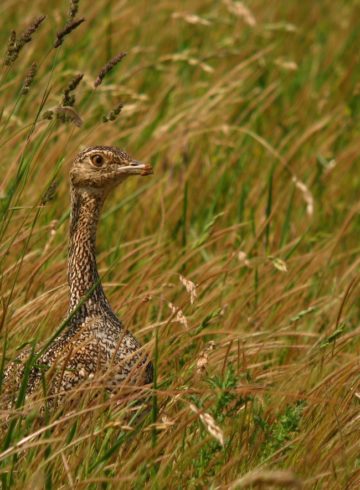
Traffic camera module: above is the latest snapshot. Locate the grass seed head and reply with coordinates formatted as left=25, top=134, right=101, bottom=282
left=21, top=62, right=38, bottom=95
left=94, top=52, right=127, bottom=88
left=179, top=274, right=197, bottom=304
left=190, top=404, right=224, bottom=446
left=54, top=106, right=83, bottom=127
left=54, top=17, right=85, bottom=48
left=292, top=176, right=314, bottom=216
left=102, top=103, right=123, bottom=123
left=168, top=302, right=188, bottom=329
left=41, top=180, right=59, bottom=206
left=4, top=30, right=17, bottom=66
left=42, top=109, right=54, bottom=121
left=62, top=73, right=84, bottom=106
left=4, top=16, right=45, bottom=66
left=68, top=0, right=80, bottom=21
left=17, top=15, right=46, bottom=48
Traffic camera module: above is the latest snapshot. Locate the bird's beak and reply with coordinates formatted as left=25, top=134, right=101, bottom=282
left=118, top=159, right=153, bottom=176
left=133, top=160, right=153, bottom=176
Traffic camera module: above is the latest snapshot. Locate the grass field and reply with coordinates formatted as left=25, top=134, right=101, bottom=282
left=0, top=0, right=359, bottom=488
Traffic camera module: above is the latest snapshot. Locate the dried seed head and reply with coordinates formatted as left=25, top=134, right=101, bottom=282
left=55, top=106, right=83, bottom=127
left=62, top=73, right=84, bottom=106
left=102, top=103, right=123, bottom=123
left=4, top=16, right=45, bottom=66
left=271, top=257, right=288, bottom=272
left=224, top=0, right=256, bottom=26
left=190, top=404, right=224, bottom=446
left=68, top=0, right=80, bottom=21
left=179, top=274, right=197, bottom=304
left=41, top=180, right=59, bottom=205
left=168, top=302, right=188, bottom=329
left=42, top=110, right=54, bottom=121
left=68, top=73, right=84, bottom=91
left=196, top=341, right=215, bottom=374
left=292, top=176, right=314, bottom=216
left=54, top=18, right=85, bottom=48
left=4, top=30, right=17, bottom=66
left=94, top=52, right=127, bottom=88
left=18, top=15, right=46, bottom=48
left=21, top=62, right=38, bottom=95
left=196, top=351, right=209, bottom=373
left=238, top=251, right=250, bottom=267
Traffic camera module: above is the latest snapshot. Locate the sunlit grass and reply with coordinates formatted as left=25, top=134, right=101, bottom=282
left=0, top=0, right=359, bottom=488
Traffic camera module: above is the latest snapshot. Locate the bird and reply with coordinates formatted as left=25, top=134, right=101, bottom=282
left=3, top=146, right=153, bottom=408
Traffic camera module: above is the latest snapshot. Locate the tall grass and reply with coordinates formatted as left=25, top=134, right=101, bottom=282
left=0, top=0, right=359, bottom=488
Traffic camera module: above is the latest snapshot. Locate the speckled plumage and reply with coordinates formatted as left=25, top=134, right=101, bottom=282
left=3, top=146, right=153, bottom=407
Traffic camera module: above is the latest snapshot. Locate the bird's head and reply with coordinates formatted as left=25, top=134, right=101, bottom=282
left=70, top=146, right=152, bottom=193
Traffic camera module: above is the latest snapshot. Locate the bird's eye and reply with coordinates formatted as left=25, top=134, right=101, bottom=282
left=91, top=154, right=104, bottom=167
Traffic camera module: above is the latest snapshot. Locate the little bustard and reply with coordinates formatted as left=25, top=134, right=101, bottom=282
left=3, top=146, right=153, bottom=407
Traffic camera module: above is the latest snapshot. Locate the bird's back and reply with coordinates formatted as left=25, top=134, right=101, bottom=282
left=3, top=315, right=152, bottom=407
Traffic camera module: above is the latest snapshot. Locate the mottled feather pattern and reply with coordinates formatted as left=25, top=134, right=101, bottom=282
left=3, top=146, right=153, bottom=408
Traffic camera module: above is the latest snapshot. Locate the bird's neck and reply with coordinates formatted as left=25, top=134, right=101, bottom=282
left=68, top=187, right=112, bottom=320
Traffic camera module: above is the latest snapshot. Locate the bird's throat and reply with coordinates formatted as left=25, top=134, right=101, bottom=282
left=68, top=188, right=110, bottom=319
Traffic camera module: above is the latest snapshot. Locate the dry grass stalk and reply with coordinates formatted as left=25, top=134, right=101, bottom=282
left=94, top=52, right=127, bottom=88
left=54, top=17, right=85, bottom=48
left=229, top=469, right=303, bottom=489
left=190, top=403, right=224, bottom=446
left=61, top=452, right=75, bottom=489
left=179, top=274, right=197, bottom=304
left=21, top=62, right=38, bottom=95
